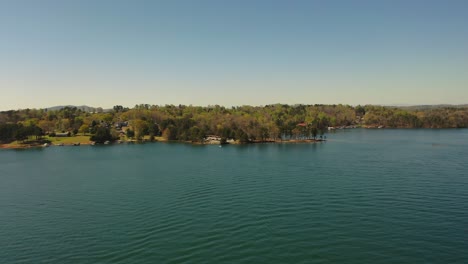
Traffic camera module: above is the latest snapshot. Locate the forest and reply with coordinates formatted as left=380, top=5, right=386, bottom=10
left=1, top=104, right=468, bottom=144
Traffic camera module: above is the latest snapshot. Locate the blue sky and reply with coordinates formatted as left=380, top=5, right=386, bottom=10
left=1, top=0, right=467, bottom=110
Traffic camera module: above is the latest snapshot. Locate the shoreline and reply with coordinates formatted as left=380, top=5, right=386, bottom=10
left=0, top=142, right=93, bottom=149
left=0, top=138, right=326, bottom=150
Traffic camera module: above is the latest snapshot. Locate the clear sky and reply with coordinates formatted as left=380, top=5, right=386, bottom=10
left=1, top=0, right=468, bottom=110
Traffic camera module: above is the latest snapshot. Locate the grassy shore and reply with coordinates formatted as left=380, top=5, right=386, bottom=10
left=0, top=135, right=92, bottom=149
left=1, top=135, right=325, bottom=149
left=45, top=135, right=92, bottom=145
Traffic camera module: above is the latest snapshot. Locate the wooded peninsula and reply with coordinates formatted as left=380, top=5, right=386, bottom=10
left=1, top=104, right=467, bottom=148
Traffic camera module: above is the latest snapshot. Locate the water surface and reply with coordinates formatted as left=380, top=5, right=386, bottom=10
left=1, top=129, right=467, bottom=263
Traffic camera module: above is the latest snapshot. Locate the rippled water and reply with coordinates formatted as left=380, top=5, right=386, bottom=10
left=1, top=129, right=467, bottom=263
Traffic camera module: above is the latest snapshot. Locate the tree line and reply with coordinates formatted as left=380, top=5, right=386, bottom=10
left=1, top=104, right=467, bottom=144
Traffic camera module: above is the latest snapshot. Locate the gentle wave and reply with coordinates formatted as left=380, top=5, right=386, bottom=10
left=1, top=129, right=467, bottom=263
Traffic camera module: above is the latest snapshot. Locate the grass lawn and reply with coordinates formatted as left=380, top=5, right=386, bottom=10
left=1, top=135, right=168, bottom=149
left=1, top=135, right=90, bottom=148
left=45, top=135, right=91, bottom=145
left=1, top=140, right=25, bottom=148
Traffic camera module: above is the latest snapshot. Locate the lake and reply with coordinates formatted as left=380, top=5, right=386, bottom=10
left=1, top=129, right=467, bottom=263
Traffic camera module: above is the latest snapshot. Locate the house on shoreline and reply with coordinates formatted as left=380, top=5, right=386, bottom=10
left=203, top=135, right=235, bottom=144
left=204, top=135, right=221, bottom=144
left=55, top=132, right=71, bottom=137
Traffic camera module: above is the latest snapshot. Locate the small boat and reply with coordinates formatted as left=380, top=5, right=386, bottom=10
left=56, top=143, right=64, bottom=146
left=73, top=142, right=80, bottom=146
left=90, top=142, right=96, bottom=146
left=104, top=141, right=110, bottom=145
left=43, top=143, right=50, bottom=147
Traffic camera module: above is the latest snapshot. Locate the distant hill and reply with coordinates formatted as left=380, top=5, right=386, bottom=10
left=45, top=105, right=111, bottom=112
left=394, top=104, right=468, bottom=110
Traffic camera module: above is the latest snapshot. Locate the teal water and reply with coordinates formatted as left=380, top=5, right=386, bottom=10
left=1, top=129, right=467, bottom=263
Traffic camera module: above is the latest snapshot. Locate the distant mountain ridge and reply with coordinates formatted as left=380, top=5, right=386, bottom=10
left=392, top=104, right=468, bottom=110
left=45, top=105, right=111, bottom=112
left=5, top=104, right=467, bottom=112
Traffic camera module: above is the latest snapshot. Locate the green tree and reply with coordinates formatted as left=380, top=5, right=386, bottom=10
left=90, top=127, right=115, bottom=143
left=79, top=124, right=90, bottom=135
left=126, top=129, right=135, bottom=139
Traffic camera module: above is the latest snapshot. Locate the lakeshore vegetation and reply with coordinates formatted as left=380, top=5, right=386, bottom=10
left=1, top=104, right=468, bottom=147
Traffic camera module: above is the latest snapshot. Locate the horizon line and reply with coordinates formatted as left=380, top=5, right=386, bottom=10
left=2, top=103, right=468, bottom=112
